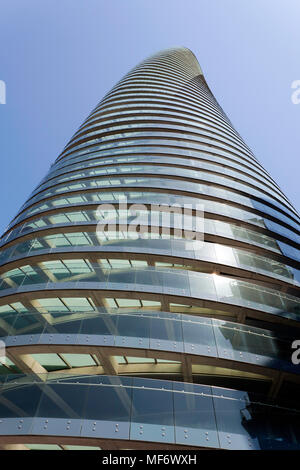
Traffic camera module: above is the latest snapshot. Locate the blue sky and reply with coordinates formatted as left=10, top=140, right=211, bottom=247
left=0, top=0, right=299, bottom=234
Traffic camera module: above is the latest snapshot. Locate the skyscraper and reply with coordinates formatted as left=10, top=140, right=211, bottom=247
left=0, top=47, right=299, bottom=450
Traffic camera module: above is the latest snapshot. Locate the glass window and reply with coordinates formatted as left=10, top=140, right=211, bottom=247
left=131, top=388, right=174, bottom=426
left=32, top=354, right=68, bottom=371
left=84, top=383, right=131, bottom=421
left=62, top=354, right=97, bottom=368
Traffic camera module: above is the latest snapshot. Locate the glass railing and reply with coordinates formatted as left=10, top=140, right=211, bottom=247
left=3, top=194, right=299, bottom=249
left=0, top=374, right=299, bottom=449
left=9, top=177, right=299, bottom=242
left=71, top=107, right=251, bottom=151
left=1, top=212, right=283, bottom=260
left=0, top=235, right=298, bottom=286
left=29, top=160, right=292, bottom=216
left=63, top=119, right=259, bottom=164
left=0, top=267, right=299, bottom=321
left=38, top=151, right=281, bottom=198
left=50, top=144, right=274, bottom=187
left=55, top=134, right=265, bottom=174
left=22, top=164, right=297, bottom=226
left=0, top=311, right=298, bottom=375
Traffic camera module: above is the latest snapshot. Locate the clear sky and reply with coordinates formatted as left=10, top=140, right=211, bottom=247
left=0, top=0, right=299, bottom=235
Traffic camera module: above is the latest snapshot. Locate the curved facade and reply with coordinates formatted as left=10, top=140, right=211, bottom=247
left=0, top=47, right=299, bottom=450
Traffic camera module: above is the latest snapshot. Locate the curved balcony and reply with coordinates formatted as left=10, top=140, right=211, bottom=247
left=0, top=267, right=299, bottom=325
left=0, top=375, right=299, bottom=449
left=1, top=311, right=300, bottom=387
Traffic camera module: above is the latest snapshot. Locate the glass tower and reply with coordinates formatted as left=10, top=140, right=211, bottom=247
left=0, top=47, right=299, bottom=450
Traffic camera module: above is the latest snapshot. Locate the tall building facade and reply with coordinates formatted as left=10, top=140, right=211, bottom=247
left=0, top=47, right=299, bottom=450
